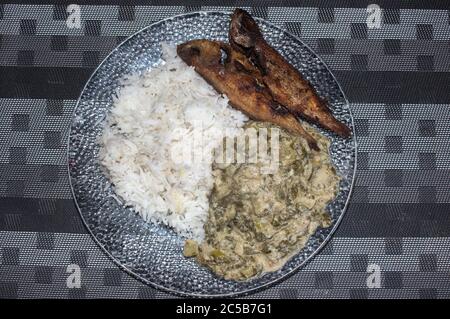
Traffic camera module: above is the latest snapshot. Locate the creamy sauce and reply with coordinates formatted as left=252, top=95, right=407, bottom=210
left=184, top=121, right=340, bottom=281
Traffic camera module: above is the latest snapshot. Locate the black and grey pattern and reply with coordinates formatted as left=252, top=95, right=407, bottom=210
left=0, top=3, right=449, bottom=299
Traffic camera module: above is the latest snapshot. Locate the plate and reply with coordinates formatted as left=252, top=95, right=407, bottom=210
left=68, top=11, right=356, bottom=297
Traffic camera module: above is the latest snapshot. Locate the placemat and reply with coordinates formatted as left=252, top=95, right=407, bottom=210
left=0, top=1, right=449, bottom=299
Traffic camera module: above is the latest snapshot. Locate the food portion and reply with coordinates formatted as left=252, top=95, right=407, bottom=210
left=177, top=40, right=319, bottom=151
left=175, top=9, right=348, bottom=279
left=100, top=43, right=247, bottom=241
left=101, top=8, right=348, bottom=282
left=229, top=9, right=351, bottom=137
left=183, top=121, right=339, bottom=280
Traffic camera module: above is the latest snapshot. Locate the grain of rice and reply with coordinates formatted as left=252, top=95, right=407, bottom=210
left=100, top=43, right=248, bottom=241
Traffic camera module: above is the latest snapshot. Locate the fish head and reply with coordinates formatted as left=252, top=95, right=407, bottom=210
left=229, top=9, right=261, bottom=51
left=177, top=40, right=222, bottom=67
left=229, top=9, right=267, bottom=75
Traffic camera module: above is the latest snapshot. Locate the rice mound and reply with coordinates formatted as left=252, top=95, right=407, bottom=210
left=100, top=43, right=248, bottom=241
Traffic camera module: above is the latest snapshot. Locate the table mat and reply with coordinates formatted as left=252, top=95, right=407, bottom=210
left=0, top=1, right=449, bottom=299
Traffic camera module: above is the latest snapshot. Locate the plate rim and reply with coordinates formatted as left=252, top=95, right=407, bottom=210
left=67, top=10, right=358, bottom=298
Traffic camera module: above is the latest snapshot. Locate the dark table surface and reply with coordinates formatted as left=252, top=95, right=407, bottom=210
left=0, top=1, right=449, bottom=299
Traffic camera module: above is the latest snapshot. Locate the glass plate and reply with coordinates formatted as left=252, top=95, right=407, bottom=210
left=68, top=11, right=356, bottom=297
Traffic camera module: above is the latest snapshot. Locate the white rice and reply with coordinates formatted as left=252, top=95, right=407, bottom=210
left=100, top=43, right=248, bottom=241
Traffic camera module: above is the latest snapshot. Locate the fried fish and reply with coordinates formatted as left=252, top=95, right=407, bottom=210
left=177, top=40, right=319, bottom=150
left=229, top=8, right=351, bottom=137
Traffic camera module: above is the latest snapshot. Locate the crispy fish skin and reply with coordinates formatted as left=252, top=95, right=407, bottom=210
left=229, top=8, right=351, bottom=137
left=177, top=40, right=319, bottom=150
